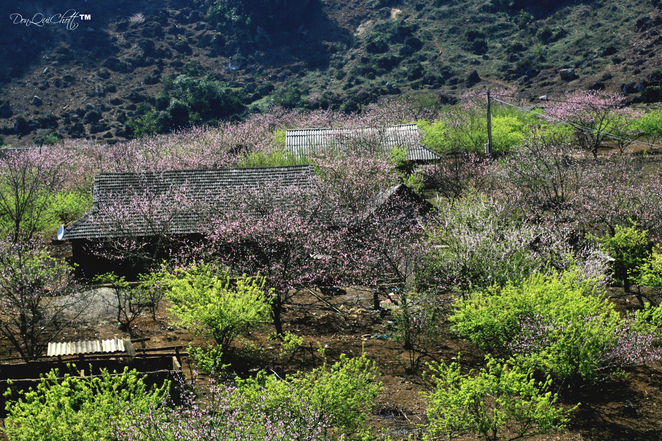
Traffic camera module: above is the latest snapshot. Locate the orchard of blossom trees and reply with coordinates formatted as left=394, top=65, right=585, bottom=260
left=2, top=91, right=662, bottom=440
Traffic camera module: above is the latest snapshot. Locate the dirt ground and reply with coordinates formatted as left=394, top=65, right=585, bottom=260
left=2, top=283, right=661, bottom=440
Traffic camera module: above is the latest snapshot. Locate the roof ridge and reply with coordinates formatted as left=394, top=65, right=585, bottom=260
left=95, top=163, right=315, bottom=177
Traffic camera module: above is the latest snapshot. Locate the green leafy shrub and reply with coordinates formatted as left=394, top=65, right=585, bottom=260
left=491, top=115, right=525, bottom=153
left=272, top=128, right=287, bottom=148
left=164, top=263, right=272, bottom=360
left=418, top=104, right=534, bottom=155
left=237, top=350, right=382, bottom=435
left=635, top=301, right=662, bottom=329
left=631, top=109, right=662, bottom=147
left=418, top=119, right=450, bottom=153
left=3, top=366, right=168, bottom=441
left=451, top=271, right=659, bottom=381
left=270, top=85, right=304, bottom=109
left=169, top=74, right=244, bottom=119
left=424, top=356, right=571, bottom=441
left=187, top=344, right=228, bottom=373
left=388, top=146, right=425, bottom=194
left=126, top=108, right=161, bottom=138
left=47, top=190, right=92, bottom=225
left=384, top=289, right=449, bottom=372
left=636, top=245, right=662, bottom=289
left=166, top=99, right=190, bottom=128
left=589, top=223, right=652, bottom=292
left=37, top=131, right=63, bottom=146
left=237, top=149, right=303, bottom=167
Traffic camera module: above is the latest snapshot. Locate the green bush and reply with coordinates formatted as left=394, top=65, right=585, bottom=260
left=236, top=149, right=303, bottom=167
left=270, top=85, right=304, bottom=109
left=631, top=109, right=662, bottom=147
left=636, top=245, right=662, bottom=289
left=635, top=301, right=662, bottom=329
left=424, top=356, right=571, bottom=441
left=236, top=349, right=382, bottom=435
left=491, top=115, right=525, bottom=153
left=126, top=108, right=162, bottom=138
left=272, top=128, right=287, bottom=148
left=417, top=119, right=450, bottom=153
left=169, top=74, right=244, bottom=119
left=166, top=99, right=191, bottom=128
left=3, top=366, right=168, bottom=441
left=450, top=271, right=656, bottom=381
left=164, top=263, right=272, bottom=362
left=47, top=190, right=92, bottom=226
left=418, top=105, right=536, bottom=155
left=589, top=223, right=652, bottom=292
left=37, top=131, right=63, bottom=146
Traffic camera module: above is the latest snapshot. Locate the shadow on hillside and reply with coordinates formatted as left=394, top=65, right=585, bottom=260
left=0, top=0, right=350, bottom=86
left=0, top=0, right=163, bottom=83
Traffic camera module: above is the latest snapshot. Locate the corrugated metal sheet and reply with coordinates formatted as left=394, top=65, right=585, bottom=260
left=285, top=124, right=441, bottom=162
left=47, top=337, right=126, bottom=357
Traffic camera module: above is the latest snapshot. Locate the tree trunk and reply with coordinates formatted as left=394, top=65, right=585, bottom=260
left=272, top=294, right=284, bottom=336
left=624, top=274, right=631, bottom=293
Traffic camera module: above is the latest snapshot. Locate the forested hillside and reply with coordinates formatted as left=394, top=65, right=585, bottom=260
left=1, top=0, right=662, bottom=147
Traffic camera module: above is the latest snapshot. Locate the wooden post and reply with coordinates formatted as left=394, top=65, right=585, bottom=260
left=486, top=89, right=493, bottom=157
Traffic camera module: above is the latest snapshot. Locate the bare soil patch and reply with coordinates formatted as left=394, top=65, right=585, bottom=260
left=1, top=285, right=662, bottom=440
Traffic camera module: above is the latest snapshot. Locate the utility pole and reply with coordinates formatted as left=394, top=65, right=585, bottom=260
left=486, top=89, right=493, bottom=157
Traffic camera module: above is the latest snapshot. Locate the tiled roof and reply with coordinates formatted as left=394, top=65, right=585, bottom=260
left=364, top=183, right=434, bottom=221
left=285, top=124, right=441, bottom=162
left=62, top=165, right=316, bottom=241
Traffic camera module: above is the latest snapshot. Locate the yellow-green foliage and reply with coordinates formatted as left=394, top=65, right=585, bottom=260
left=164, top=263, right=272, bottom=351
left=491, top=115, right=525, bottom=153
left=588, top=223, right=651, bottom=290
left=47, top=190, right=93, bottom=226
left=636, top=245, right=662, bottom=289
left=272, top=129, right=287, bottom=148
left=418, top=111, right=533, bottom=155
left=418, top=119, right=450, bottom=153
left=236, top=350, right=382, bottom=435
left=632, top=109, right=662, bottom=146
left=451, top=270, right=628, bottom=381
left=3, top=366, right=168, bottom=441
left=424, top=356, right=571, bottom=441
left=237, top=149, right=303, bottom=167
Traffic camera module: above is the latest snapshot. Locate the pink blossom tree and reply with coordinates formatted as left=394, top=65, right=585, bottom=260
left=200, top=157, right=424, bottom=335
left=545, top=90, right=642, bottom=159
left=202, top=182, right=340, bottom=335
left=84, top=173, right=197, bottom=274
left=0, top=238, right=88, bottom=361
left=572, top=155, right=662, bottom=239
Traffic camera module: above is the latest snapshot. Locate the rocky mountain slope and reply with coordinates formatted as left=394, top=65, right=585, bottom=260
left=2, top=0, right=662, bottom=147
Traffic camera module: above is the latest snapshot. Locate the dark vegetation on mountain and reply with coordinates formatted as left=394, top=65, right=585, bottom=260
left=2, top=0, right=662, bottom=146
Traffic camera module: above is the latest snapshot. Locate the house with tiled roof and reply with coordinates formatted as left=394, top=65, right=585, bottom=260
left=61, top=165, right=316, bottom=276
left=60, top=162, right=432, bottom=277
left=285, top=123, right=441, bottom=163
